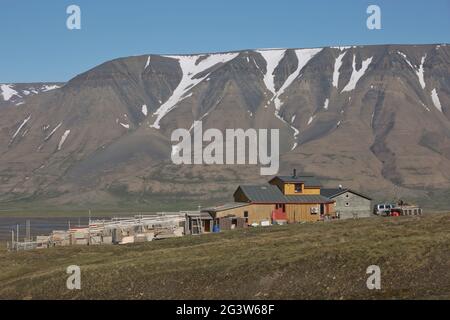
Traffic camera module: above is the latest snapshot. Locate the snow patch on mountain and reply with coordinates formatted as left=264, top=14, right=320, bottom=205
left=331, top=46, right=352, bottom=51
left=141, top=104, right=148, bottom=116
left=145, top=56, right=151, bottom=70
left=257, top=49, right=287, bottom=96
left=253, top=58, right=261, bottom=71
left=58, top=130, right=71, bottom=150
left=273, top=111, right=299, bottom=150
left=45, top=123, right=62, bottom=141
left=307, top=115, right=315, bottom=126
left=1, top=84, right=20, bottom=101
left=257, top=48, right=322, bottom=150
left=11, top=115, right=31, bottom=140
left=41, top=85, right=60, bottom=92
left=342, top=55, right=373, bottom=92
left=333, top=52, right=347, bottom=88
left=397, top=52, right=427, bottom=89
left=417, top=55, right=426, bottom=89
left=150, top=52, right=239, bottom=129
left=397, top=51, right=414, bottom=69
left=431, top=89, right=442, bottom=112
left=120, top=123, right=130, bottom=129
left=323, top=98, right=329, bottom=110
left=1, top=83, right=62, bottom=107
left=273, top=48, right=322, bottom=111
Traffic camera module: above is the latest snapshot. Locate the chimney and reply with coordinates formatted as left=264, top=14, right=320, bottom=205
left=293, top=168, right=297, bottom=178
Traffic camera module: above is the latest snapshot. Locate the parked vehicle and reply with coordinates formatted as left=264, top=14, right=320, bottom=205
left=373, top=203, right=395, bottom=216
left=374, top=201, right=422, bottom=217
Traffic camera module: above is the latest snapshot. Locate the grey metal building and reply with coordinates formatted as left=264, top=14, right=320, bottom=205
left=321, top=188, right=372, bottom=219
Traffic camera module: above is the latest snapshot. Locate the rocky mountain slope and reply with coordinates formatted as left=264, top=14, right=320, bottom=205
left=0, top=83, right=63, bottom=108
left=0, top=44, right=449, bottom=210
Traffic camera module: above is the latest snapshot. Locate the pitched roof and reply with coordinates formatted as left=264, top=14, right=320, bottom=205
left=236, top=185, right=334, bottom=204
left=320, top=188, right=346, bottom=198
left=321, top=188, right=372, bottom=200
left=237, top=185, right=286, bottom=203
left=270, top=175, right=322, bottom=187
left=281, top=194, right=335, bottom=204
left=201, top=202, right=249, bottom=213
left=184, top=211, right=215, bottom=219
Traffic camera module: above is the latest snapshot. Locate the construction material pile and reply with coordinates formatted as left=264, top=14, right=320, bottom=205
left=8, top=213, right=186, bottom=251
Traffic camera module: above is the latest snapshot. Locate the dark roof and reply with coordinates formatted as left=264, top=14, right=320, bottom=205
left=201, top=202, right=249, bottom=213
left=281, top=194, right=335, bottom=204
left=270, top=175, right=322, bottom=187
left=321, top=188, right=346, bottom=198
left=236, top=185, right=334, bottom=204
left=321, top=188, right=372, bottom=200
left=237, top=185, right=286, bottom=203
left=184, top=211, right=214, bottom=219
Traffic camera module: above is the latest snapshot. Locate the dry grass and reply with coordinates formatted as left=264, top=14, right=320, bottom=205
left=0, top=213, right=449, bottom=300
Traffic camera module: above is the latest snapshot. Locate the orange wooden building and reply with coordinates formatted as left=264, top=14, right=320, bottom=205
left=202, top=170, right=335, bottom=226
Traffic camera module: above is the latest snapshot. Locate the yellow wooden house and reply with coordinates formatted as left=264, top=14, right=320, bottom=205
left=202, top=170, right=335, bottom=227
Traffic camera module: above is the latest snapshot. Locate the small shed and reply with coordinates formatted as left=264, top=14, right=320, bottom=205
left=215, top=216, right=248, bottom=231
left=201, top=203, right=251, bottom=231
left=184, top=211, right=214, bottom=235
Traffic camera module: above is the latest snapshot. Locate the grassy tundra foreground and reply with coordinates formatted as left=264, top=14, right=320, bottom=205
left=0, top=214, right=449, bottom=300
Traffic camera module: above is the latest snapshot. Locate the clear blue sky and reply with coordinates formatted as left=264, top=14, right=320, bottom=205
left=1, top=0, right=449, bottom=83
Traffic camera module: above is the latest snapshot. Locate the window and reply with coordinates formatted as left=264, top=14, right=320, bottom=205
left=244, top=211, right=249, bottom=223
left=294, top=183, right=302, bottom=193
left=345, top=202, right=350, bottom=207
left=345, top=193, right=349, bottom=198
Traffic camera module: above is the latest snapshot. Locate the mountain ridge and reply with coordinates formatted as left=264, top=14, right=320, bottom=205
left=1, top=43, right=449, bottom=210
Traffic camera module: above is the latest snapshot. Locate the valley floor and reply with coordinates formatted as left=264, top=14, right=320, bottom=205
left=0, top=213, right=449, bottom=300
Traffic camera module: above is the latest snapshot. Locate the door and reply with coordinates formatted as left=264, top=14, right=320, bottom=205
left=204, top=220, right=211, bottom=232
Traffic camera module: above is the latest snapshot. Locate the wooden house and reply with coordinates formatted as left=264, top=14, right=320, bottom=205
left=202, top=170, right=336, bottom=227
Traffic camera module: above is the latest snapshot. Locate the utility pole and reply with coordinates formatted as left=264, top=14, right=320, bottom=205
left=26, top=220, right=30, bottom=242
left=16, top=224, right=19, bottom=251
left=88, top=210, right=92, bottom=246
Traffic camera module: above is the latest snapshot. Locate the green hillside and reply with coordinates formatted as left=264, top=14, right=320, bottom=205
left=0, top=213, right=449, bottom=300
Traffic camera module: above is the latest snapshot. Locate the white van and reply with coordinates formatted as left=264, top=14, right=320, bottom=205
left=373, top=203, right=395, bottom=216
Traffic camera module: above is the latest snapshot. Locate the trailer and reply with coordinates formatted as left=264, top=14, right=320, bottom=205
left=389, top=205, right=422, bottom=216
